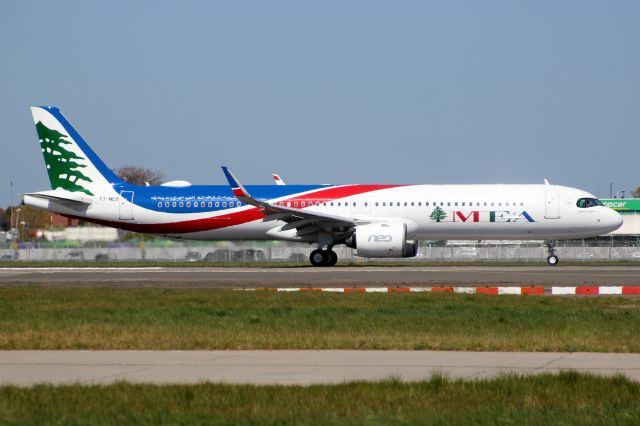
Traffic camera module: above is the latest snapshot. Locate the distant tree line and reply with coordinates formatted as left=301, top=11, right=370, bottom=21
left=115, top=166, right=165, bottom=186
left=0, top=206, right=52, bottom=232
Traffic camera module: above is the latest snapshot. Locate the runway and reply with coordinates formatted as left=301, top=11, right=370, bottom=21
left=0, top=265, right=639, bottom=288
left=1, top=350, right=638, bottom=385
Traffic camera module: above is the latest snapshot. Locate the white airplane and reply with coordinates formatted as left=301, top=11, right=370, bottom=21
left=23, top=106, right=623, bottom=266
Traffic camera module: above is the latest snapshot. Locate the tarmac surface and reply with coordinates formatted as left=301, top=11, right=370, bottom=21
left=0, top=265, right=638, bottom=288
left=1, top=350, right=639, bottom=385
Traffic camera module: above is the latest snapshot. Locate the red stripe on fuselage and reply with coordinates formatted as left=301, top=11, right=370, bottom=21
left=283, top=185, right=402, bottom=205
left=75, top=184, right=406, bottom=234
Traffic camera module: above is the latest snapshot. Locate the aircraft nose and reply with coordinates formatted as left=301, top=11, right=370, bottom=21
left=602, top=208, right=623, bottom=231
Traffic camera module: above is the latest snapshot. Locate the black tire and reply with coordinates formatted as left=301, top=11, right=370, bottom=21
left=547, top=255, right=559, bottom=266
left=309, top=249, right=327, bottom=267
left=326, top=250, right=338, bottom=266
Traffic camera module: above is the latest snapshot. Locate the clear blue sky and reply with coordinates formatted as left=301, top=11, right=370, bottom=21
left=2, top=1, right=639, bottom=206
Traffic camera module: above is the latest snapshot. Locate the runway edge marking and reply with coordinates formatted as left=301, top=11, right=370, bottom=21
left=235, top=286, right=640, bottom=296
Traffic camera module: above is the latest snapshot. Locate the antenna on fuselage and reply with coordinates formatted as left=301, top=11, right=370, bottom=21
left=544, top=178, right=550, bottom=185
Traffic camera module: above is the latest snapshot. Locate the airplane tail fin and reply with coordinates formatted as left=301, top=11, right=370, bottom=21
left=30, top=106, right=122, bottom=196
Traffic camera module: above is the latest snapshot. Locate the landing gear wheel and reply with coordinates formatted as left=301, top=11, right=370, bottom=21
left=545, top=240, right=559, bottom=266
left=326, top=250, right=338, bottom=267
left=309, top=249, right=327, bottom=267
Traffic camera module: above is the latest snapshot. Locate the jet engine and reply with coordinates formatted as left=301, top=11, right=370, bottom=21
left=345, top=222, right=418, bottom=258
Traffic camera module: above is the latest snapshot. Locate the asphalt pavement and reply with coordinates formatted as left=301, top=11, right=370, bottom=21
left=0, top=265, right=638, bottom=288
left=0, top=350, right=638, bottom=385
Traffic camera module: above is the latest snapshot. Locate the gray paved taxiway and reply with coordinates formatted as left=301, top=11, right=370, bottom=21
left=0, top=266, right=638, bottom=288
left=1, top=351, right=638, bottom=385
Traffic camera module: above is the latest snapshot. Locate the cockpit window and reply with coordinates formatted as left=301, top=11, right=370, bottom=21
left=576, top=198, right=603, bottom=208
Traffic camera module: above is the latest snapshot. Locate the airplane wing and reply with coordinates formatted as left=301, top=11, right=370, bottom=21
left=272, top=174, right=286, bottom=185
left=222, top=167, right=355, bottom=237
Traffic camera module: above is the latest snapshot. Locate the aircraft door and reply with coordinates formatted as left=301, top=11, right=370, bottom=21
left=119, top=191, right=135, bottom=220
left=545, top=190, right=560, bottom=219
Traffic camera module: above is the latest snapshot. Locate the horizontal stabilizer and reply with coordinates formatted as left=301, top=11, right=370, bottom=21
left=21, top=189, right=93, bottom=205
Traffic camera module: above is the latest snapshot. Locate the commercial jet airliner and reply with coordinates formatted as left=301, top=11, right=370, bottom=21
left=22, top=106, right=623, bottom=266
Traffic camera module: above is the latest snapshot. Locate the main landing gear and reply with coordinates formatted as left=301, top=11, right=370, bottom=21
left=545, top=240, right=559, bottom=266
left=309, top=248, right=338, bottom=267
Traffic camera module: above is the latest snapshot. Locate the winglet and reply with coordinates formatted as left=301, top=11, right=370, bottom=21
left=272, top=174, right=286, bottom=185
left=221, top=166, right=251, bottom=198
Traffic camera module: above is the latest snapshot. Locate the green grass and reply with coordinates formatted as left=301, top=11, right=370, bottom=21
left=1, top=288, right=639, bottom=351
left=0, top=259, right=639, bottom=268
left=1, top=373, right=639, bottom=425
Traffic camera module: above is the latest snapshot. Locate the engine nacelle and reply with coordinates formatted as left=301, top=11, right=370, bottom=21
left=346, top=222, right=418, bottom=258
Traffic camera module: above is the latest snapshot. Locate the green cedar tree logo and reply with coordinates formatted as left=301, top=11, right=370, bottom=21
left=36, top=121, right=94, bottom=196
left=429, top=206, right=447, bottom=222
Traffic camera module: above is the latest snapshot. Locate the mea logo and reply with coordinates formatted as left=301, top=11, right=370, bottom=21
left=429, top=208, right=535, bottom=223
left=368, top=234, right=393, bottom=243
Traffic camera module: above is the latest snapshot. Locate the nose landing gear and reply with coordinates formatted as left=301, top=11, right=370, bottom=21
left=545, top=240, right=559, bottom=266
left=309, top=247, right=338, bottom=267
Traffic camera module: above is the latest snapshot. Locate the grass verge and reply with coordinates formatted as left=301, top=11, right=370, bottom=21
left=0, top=373, right=639, bottom=425
left=1, top=288, right=639, bottom=351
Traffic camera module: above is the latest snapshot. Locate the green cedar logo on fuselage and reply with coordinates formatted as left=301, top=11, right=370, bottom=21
left=429, top=206, right=447, bottom=222
left=36, top=121, right=94, bottom=196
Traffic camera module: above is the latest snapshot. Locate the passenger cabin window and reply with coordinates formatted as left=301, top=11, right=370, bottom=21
left=577, top=198, right=603, bottom=208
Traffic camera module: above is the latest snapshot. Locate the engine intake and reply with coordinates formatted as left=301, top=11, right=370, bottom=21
left=346, top=222, right=418, bottom=258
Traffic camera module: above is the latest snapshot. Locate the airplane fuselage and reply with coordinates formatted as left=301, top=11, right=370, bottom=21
left=24, top=183, right=622, bottom=242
